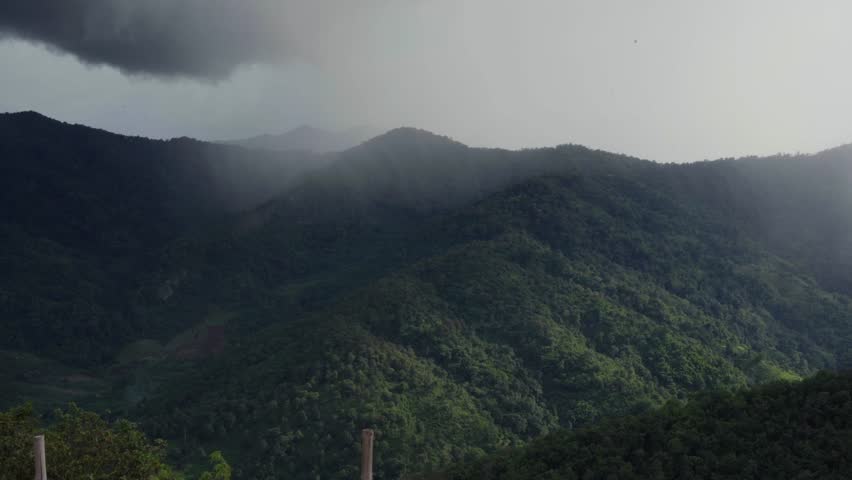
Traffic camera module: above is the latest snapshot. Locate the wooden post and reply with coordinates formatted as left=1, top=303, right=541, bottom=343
left=33, top=435, right=46, bottom=480
left=361, top=428, right=374, bottom=480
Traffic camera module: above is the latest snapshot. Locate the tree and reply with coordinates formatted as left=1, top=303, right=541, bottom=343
left=0, top=404, right=228, bottom=480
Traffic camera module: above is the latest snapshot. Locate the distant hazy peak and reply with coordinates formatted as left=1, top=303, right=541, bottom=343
left=815, top=142, right=852, bottom=158
left=224, top=124, right=379, bottom=153
left=356, top=127, right=467, bottom=151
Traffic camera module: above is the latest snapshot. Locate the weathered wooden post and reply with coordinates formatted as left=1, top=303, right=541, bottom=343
left=361, top=428, right=374, bottom=480
left=33, top=435, right=46, bottom=480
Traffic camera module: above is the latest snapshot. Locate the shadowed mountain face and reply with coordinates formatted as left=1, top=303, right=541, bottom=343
left=0, top=112, right=328, bottom=362
left=437, top=371, right=852, bottom=480
left=222, top=124, right=379, bottom=153
left=0, top=112, right=329, bottom=252
left=1, top=113, right=851, bottom=479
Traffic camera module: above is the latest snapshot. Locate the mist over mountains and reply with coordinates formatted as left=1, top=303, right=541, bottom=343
left=1, top=112, right=851, bottom=479
left=222, top=124, right=379, bottom=153
left=4, top=2, right=852, bottom=479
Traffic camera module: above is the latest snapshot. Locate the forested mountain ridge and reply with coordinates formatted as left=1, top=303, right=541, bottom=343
left=0, top=112, right=328, bottom=243
left=0, top=111, right=328, bottom=363
left=1, top=113, right=851, bottom=478
left=435, top=371, right=852, bottom=480
left=136, top=175, right=852, bottom=478
left=655, top=147, right=852, bottom=295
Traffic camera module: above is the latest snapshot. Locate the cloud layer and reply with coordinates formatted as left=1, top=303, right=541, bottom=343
left=2, top=1, right=852, bottom=163
left=0, top=1, right=371, bottom=79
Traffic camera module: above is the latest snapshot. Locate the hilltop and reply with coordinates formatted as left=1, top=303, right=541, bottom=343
left=223, top=124, right=378, bottom=153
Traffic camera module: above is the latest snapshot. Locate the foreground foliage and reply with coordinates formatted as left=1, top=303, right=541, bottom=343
left=0, top=404, right=229, bottom=480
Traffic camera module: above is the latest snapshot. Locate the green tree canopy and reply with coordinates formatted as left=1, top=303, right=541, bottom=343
left=0, top=403, right=229, bottom=480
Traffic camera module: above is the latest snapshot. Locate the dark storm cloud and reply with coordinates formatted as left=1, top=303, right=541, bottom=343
left=2, top=1, right=851, bottom=163
left=0, top=1, right=308, bottom=78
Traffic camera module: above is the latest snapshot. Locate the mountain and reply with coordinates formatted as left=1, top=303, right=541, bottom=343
left=223, top=124, right=378, bottom=153
left=436, top=371, right=852, bottom=480
left=0, top=111, right=329, bottom=363
left=1, top=113, right=851, bottom=479
left=0, top=111, right=330, bottom=246
left=133, top=174, right=852, bottom=478
left=654, top=148, right=852, bottom=295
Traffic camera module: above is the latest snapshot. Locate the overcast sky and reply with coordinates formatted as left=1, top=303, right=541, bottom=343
left=1, top=0, right=851, bottom=163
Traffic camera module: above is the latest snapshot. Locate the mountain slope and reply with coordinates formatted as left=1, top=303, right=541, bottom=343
left=437, top=371, right=852, bottom=480
left=0, top=111, right=333, bottom=255
left=0, top=112, right=327, bottom=363
left=134, top=175, right=851, bottom=479
left=2, top=114, right=852, bottom=479
left=656, top=146, right=852, bottom=295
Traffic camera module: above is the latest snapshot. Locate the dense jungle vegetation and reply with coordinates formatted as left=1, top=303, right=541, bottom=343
left=2, top=112, right=851, bottom=478
left=436, top=371, right=852, bottom=480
